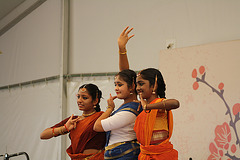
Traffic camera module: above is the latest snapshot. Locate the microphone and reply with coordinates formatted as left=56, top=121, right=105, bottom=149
left=3, top=152, right=29, bottom=160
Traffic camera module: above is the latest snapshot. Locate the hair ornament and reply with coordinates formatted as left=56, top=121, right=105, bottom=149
left=137, top=70, right=142, bottom=77
left=80, top=85, right=87, bottom=93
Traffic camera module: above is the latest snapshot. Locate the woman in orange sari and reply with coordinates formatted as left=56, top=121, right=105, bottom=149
left=118, top=26, right=180, bottom=160
left=40, top=84, right=106, bottom=160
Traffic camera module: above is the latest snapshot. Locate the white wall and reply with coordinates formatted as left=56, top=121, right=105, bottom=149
left=69, top=0, right=240, bottom=73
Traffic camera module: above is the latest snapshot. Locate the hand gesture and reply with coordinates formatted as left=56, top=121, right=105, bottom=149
left=65, top=114, right=81, bottom=131
left=139, top=93, right=147, bottom=110
left=118, top=26, right=134, bottom=50
left=107, top=94, right=117, bottom=110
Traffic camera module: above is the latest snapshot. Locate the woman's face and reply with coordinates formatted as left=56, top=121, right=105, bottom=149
left=76, top=89, right=96, bottom=112
left=114, top=75, right=131, bottom=99
left=136, top=75, right=154, bottom=100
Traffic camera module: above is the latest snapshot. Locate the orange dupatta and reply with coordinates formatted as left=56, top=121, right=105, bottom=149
left=134, top=98, right=178, bottom=160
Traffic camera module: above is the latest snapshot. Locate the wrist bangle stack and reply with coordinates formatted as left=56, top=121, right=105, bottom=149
left=119, top=50, right=127, bottom=55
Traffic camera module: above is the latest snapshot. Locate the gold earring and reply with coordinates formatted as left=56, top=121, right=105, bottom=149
left=152, top=75, right=158, bottom=95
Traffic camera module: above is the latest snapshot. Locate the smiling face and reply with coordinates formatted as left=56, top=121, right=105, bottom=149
left=76, top=89, right=97, bottom=113
left=136, top=75, right=155, bottom=102
left=114, top=75, right=132, bottom=99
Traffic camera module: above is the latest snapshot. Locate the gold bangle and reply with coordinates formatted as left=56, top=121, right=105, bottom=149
left=119, top=50, right=127, bottom=55
left=143, top=104, right=147, bottom=110
left=107, top=106, right=113, bottom=110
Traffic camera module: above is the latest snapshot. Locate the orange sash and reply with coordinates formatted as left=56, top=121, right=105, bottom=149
left=134, top=98, right=178, bottom=160
left=66, top=112, right=105, bottom=160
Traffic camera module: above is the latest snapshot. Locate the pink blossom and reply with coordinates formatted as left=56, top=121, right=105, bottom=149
left=193, top=81, right=199, bottom=90
left=218, top=83, right=224, bottom=90
left=231, top=144, right=237, bottom=153
left=208, top=142, right=222, bottom=160
left=192, top=68, right=197, bottom=78
left=232, top=103, right=240, bottom=116
left=214, top=122, right=231, bottom=149
left=199, top=66, right=205, bottom=74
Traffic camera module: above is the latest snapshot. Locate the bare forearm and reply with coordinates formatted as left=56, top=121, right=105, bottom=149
left=119, top=53, right=129, bottom=71
left=93, top=108, right=114, bottom=132
left=40, top=126, right=68, bottom=139
left=145, top=99, right=180, bottom=111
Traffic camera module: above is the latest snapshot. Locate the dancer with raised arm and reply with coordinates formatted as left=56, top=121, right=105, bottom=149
left=118, top=26, right=180, bottom=160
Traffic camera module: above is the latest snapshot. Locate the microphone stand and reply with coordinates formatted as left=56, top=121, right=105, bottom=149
left=3, top=152, right=30, bottom=160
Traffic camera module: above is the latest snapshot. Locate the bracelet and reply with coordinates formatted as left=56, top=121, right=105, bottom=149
left=143, top=104, right=147, bottom=110
left=52, top=127, right=57, bottom=137
left=64, top=124, right=70, bottom=132
left=106, top=106, right=114, bottom=112
left=119, top=50, right=127, bottom=55
left=143, top=104, right=151, bottom=113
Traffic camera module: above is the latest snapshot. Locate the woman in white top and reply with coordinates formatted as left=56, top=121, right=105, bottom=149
left=94, top=69, right=142, bottom=160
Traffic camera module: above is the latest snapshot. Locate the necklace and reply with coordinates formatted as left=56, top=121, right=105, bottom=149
left=82, top=110, right=96, bottom=117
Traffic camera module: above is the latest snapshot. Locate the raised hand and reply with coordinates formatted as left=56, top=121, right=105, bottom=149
left=65, top=114, right=81, bottom=131
left=139, top=93, right=147, bottom=110
left=107, top=94, right=117, bottom=110
left=118, top=26, right=134, bottom=51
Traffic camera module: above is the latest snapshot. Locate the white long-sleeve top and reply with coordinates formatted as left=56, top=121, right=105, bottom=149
left=101, top=111, right=137, bottom=146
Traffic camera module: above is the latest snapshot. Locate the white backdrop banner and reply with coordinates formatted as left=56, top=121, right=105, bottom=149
left=0, top=81, right=61, bottom=160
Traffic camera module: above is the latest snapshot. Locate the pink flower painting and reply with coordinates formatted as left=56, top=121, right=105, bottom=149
left=192, top=66, right=240, bottom=159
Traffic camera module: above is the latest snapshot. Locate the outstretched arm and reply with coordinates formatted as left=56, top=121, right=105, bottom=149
left=118, top=26, right=134, bottom=71
left=40, top=114, right=80, bottom=139
left=139, top=94, right=180, bottom=111
left=146, top=99, right=180, bottom=110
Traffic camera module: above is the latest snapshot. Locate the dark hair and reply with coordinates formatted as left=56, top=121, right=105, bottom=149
left=139, top=68, right=166, bottom=98
left=116, top=69, right=137, bottom=94
left=79, top=83, right=102, bottom=112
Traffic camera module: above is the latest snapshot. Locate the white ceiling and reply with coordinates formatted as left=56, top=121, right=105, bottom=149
left=0, top=0, right=26, bottom=20
left=0, top=0, right=46, bottom=36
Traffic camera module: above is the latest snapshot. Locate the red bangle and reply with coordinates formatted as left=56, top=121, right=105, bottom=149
left=52, top=127, right=56, bottom=137
left=64, top=124, right=70, bottom=132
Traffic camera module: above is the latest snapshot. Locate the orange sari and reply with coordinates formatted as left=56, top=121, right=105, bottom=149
left=66, top=112, right=105, bottom=160
left=134, top=98, right=178, bottom=160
